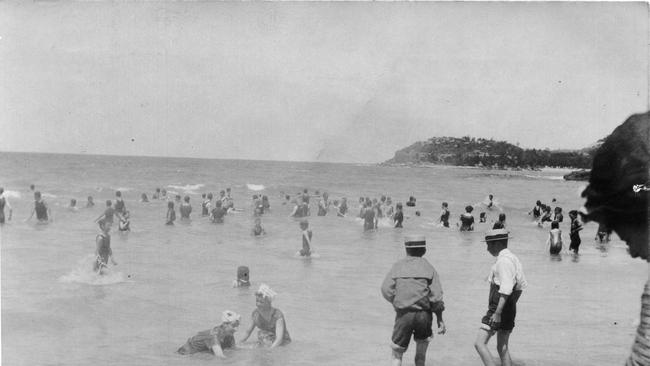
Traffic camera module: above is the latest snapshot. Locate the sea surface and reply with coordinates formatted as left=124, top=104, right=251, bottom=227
left=1, top=152, right=645, bottom=366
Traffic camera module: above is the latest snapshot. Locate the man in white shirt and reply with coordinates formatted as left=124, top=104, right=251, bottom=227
left=474, top=229, right=527, bottom=366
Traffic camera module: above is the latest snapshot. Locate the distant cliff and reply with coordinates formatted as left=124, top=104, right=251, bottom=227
left=383, top=136, right=601, bottom=172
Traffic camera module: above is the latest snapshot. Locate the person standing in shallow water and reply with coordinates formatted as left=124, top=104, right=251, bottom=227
left=568, top=210, right=582, bottom=254
left=381, top=235, right=446, bottom=366
left=474, top=229, right=527, bottom=366
left=240, top=284, right=291, bottom=348
left=166, top=201, right=176, bottom=225
left=94, top=219, right=117, bottom=274
left=27, top=191, right=51, bottom=223
left=0, top=188, right=13, bottom=224
left=179, top=195, right=192, bottom=220
left=298, top=220, right=312, bottom=257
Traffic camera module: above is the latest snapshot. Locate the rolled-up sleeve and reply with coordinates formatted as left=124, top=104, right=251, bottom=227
left=381, top=270, right=396, bottom=303
left=495, top=260, right=516, bottom=295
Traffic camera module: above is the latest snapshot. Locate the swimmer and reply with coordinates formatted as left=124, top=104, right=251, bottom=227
left=337, top=197, right=348, bottom=217
left=486, top=194, right=494, bottom=209
left=166, top=201, right=176, bottom=225
left=140, top=193, right=149, bottom=203
left=595, top=223, right=612, bottom=243
left=179, top=195, right=192, bottom=220
left=546, top=221, right=563, bottom=255
left=406, top=196, right=416, bottom=207
left=95, top=200, right=115, bottom=224
left=152, top=187, right=161, bottom=200
left=94, top=219, right=117, bottom=274
left=529, top=200, right=542, bottom=219
left=317, top=192, right=329, bottom=216
left=439, top=202, right=450, bottom=228
left=26, top=191, right=52, bottom=223
left=553, top=207, right=564, bottom=223
left=160, top=188, right=167, bottom=200
left=114, top=191, right=126, bottom=215
left=240, top=284, right=291, bottom=348
left=68, top=198, right=78, bottom=211
left=204, top=193, right=214, bottom=216
left=86, top=195, right=95, bottom=208
left=29, top=184, right=35, bottom=192
left=363, top=201, right=375, bottom=231
left=262, top=195, right=270, bottom=213
left=459, top=205, right=475, bottom=231
left=393, top=203, right=404, bottom=228
left=568, top=210, right=583, bottom=254
left=479, top=212, right=487, bottom=223
left=233, top=266, right=251, bottom=287
left=492, top=213, right=506, bottom=229
left=118, top=210, right=131, bottom=232
left=538, top=205, right=552, bottom=227
left=211, top=200, right=226, bottom=223
left=251, top=217, right=266, bottom=236
left=174, top=194, right=182, bottom=204
left=0, top=188, right=13, bottom=223
left=298, top=220, right=312, bottom=257
left=177, top=310, right=241, bottom=358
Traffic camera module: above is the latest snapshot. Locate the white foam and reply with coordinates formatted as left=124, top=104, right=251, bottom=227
left=114, top=187, right=133, bottom=192
left=167, top=184, right=205, bottom=193
left=4, top=190, right=21, bottom=199
left=59, top=255, right=129, bottom=286
left=42, top=193, right=57, bottom=199
left=247, top=184, right=265, bottom=191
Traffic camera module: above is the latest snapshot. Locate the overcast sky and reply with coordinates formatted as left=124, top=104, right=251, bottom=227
left=0, top=2, right=647, bottom=163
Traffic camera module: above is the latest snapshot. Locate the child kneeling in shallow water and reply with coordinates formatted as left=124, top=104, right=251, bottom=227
left=177, top=310, right=241, bottom=358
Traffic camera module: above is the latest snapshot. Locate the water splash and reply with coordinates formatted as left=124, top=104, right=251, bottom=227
left=59, top=255, right=129, bottom=286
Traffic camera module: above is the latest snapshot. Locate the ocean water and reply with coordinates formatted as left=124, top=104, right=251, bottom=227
left=0, top=152, right=645, bottom=366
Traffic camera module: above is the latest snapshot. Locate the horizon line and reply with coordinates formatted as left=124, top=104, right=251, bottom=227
left=0, top=150, right=376, bottom=166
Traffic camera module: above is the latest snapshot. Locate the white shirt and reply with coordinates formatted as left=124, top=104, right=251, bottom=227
left=486, top=248, right=527, bottom=295
left=0, top=192, right=11, bottom=209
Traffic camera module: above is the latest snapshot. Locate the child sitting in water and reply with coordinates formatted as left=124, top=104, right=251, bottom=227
left=299, top=220, right=312, bottom=257
left=86, top=195, right=95, bottom=208
left=68, top=198, right=78, bottom=211
left=166, top=201, right=176, bottom=225
left=546, top=221, right=563, bottom=255
left=251, top=217, right=266, bottom=236
left=479, top=212, right=487, bottom=223
left=140, top=193, right=149, bottom=203
left=177, top=310, right=241, bottom=358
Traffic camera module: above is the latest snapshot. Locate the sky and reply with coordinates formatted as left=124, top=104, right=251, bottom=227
left=0, top=2, right=647, bottom=163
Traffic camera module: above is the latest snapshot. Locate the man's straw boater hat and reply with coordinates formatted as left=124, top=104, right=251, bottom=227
left=404, top=234, right=426, bottom=248
left=482, top=229, right=513, bottom=243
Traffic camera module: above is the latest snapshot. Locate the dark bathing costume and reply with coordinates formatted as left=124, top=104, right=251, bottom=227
left=35, top=200, right=48, bottom=221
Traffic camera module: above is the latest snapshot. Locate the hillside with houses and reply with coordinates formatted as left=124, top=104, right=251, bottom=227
left=383, top=136, right=599, bottom=170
